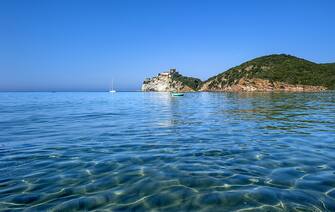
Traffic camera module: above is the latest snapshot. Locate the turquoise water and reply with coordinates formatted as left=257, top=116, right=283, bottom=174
left=0, top=92, right=335, bottom=211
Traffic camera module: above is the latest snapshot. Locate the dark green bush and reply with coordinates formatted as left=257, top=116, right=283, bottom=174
left=171, top=72, right=203, bottom=90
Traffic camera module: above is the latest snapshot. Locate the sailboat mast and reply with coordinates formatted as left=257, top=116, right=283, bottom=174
left=109, top=78, right=116, bottom=92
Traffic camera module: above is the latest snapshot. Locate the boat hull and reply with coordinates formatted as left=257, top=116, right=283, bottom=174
left=171, top=93, right=184, bottom=96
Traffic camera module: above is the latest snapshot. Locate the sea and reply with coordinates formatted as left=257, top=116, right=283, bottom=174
left=0, top=92, right=335, bottom=211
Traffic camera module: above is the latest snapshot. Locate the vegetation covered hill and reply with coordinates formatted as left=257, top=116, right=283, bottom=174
left=202, top=54, right=335, bottom=90
left=171, top=72, right=202, bottom=91
left=142, top=55, right=335, bottom=92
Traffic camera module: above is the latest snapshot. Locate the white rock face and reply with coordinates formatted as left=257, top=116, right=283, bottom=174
left=142, top=69, right=194, bottom=92
left=142, top=75, right=171, bottom=92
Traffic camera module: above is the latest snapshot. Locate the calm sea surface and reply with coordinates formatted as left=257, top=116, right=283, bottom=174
left=0, top=92, right=335, bottom=211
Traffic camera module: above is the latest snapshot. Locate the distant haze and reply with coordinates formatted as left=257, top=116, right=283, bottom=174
left=1, top=0, right=335, bottom=91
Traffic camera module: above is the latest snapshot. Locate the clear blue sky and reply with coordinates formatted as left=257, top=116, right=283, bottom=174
left=1, top=0, right=335, bottom=91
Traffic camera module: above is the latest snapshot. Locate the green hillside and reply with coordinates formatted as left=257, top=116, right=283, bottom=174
left=205, top=54, right=335, bottom=89
left=171, top=72, right=203, bottom=90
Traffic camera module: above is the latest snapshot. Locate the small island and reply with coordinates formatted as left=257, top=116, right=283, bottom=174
left=142, top=54, right=335, bottom=92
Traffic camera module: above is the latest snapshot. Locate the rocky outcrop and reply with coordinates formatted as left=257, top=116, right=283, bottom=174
left=200, top=77, right=327, bottom=92
left=142, top=69, right=201, bottom=92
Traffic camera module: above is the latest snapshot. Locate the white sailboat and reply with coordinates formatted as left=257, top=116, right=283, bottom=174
left=109, top=79, right=116, bottom=93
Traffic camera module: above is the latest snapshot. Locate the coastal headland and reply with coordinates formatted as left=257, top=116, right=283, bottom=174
left=142, top=54, right=335, bottom=92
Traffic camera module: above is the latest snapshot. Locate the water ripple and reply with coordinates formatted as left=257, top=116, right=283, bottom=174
left=0, top=92, right=335, bottom=211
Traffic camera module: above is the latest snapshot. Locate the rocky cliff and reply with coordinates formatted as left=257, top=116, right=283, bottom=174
left=142, top=69, right=202, bottom=92
left=200, top=77, right=326, bottom=92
